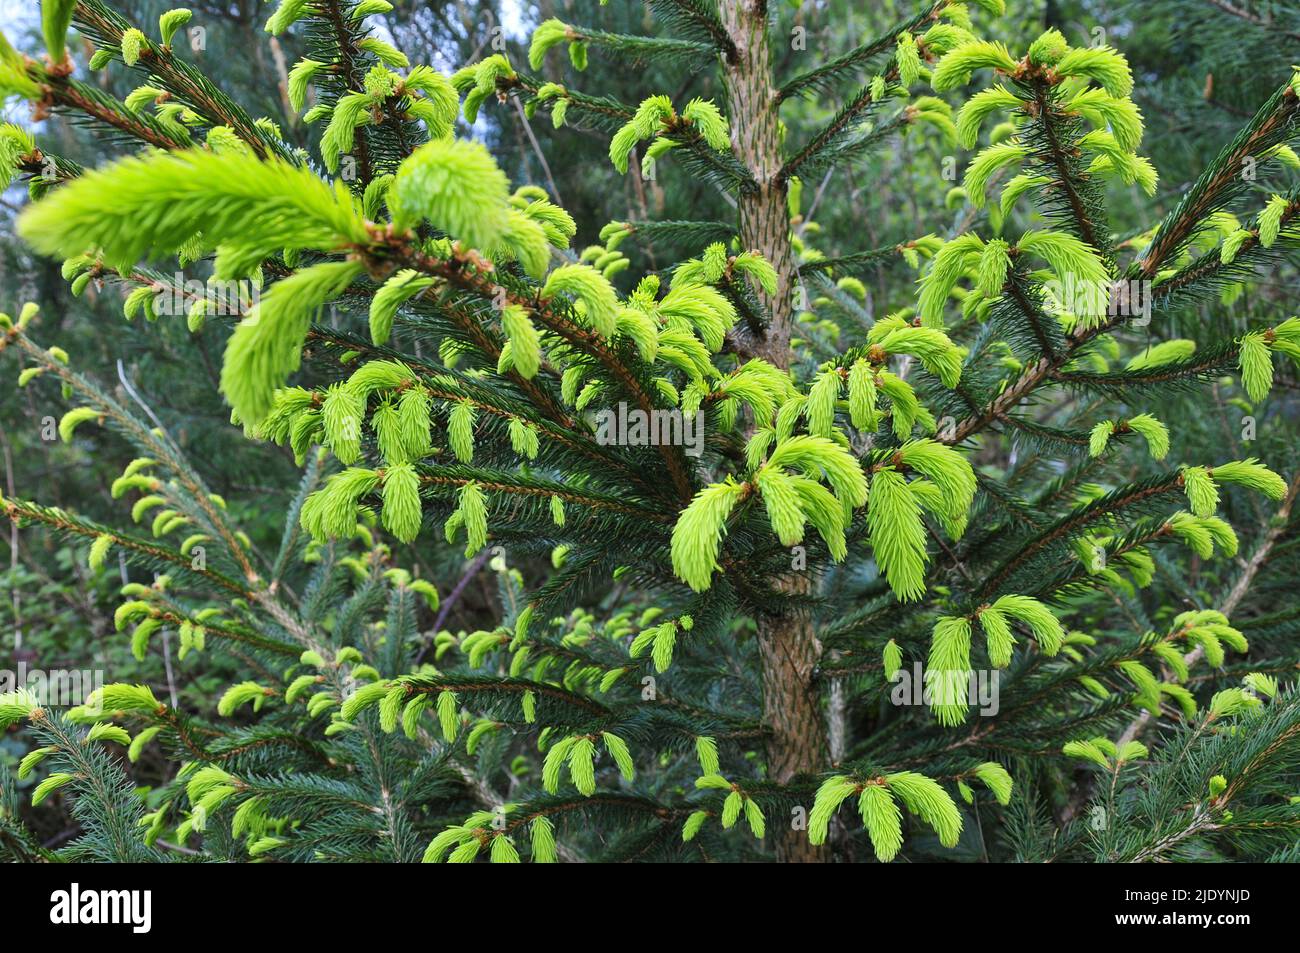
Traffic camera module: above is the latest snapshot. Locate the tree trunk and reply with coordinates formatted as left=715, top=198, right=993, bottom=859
left=719, top=0, right=830, bottom=862
left=755, top=578, right=830, bottom=863
left=720, top=0, right=797, bottom=364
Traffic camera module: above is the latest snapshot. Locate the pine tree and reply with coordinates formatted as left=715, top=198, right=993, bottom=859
left=0, top=1, right=1297, bottom=863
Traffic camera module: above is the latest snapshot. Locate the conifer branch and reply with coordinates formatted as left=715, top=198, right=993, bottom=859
left=780, top=73, right=901, bottom=183
left=379, top=243, right=697, bottom=501
left=648, top=0, right=738, bottom=62
left=416, top=466, right=673, bottom=523
left=1019, top=76, right=1110, bottom=254
left=1136, top=82, right=1300, bottom=277
left=72, top=0, right=286, bottom=158
left=39, top=71, right=192, bottom=150
left=1118, top=475, right=1300, bottom=745
left=776, top=3, right=945, bottom=101
left=1152, top=195, right=1300, bottom=306
left=973, top=472, right=1184, bottom=601
left=6, top=327, right=260, bottom=581
left=0, top=496, right=248, bottom=597
left=26, top=712, right=160, bottom=862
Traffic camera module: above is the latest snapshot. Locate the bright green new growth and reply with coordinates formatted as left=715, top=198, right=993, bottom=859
left=447, top=400, right=476, bottom=463
left=975, top=237, right=1011, bottom=297
left=1062, top=738, right=1112, bottom=768
left=809, top=768, right=970, bottom=860
left=858, top=783, right=904, bottom=862
left=223, top=260, right=365, bottom=425
left=18, top=149, right=368, bottom=273
left=918, top=232, right=984, bottom=324
left=1089, top=419, right=1116, bottom=458
left=671, top=480, right=747, bottom=592
left=528, top=18, right=570, bottom=69
left=1238, top=332, right=1273, bottom=402
left=370, top=270, right=434, bottom=346
left=883, top=639, right=903, bottom=681
left=446, top=481, right=488, bottom=557
left=755, top=467, right=805, bottom=546
left=885, top=772, right=962, bottom=847
left=1055, top=46, right=1134, bottom=98
left=1127, top=339, right=1196, bottom=371
left=1092, top=414, right=1169, bottom=460
left=1212, top=459, right=1287, bottom=499
left=300, top=467, right=380, bottom=541
left=896, top=33, right=923, bottom=87
left=927, top=616, right=972, bottom=725
left=956, top=85, right=1023, bottom=149
left=1126, top=414, right=1170, bottom=460
left=381, top=463, right=422, bottom=543
left=930, top=41, right=1018, bottom=92
left=878, top=326, right=963, bottom=387
left=42, top=0, right=79, bottom=63
left=1016, top=230, right=1110, bottom=290
left=978, top=605, right=1015, bottom=667
left=682, top=98, right=730, bottom=150
left=964, top=142, right=1026, bottom=208
left=867, top=467, right=928, bottom=602
left=542, top=264, right=619, bottom=338
left=972, top=763, right=1013, bottom=805
left=0, top=0, right=1295, bottom=869
left=58, top=406, right=101, bottom=443
left=1257, top=194, right=1289, bottom=247
left=847, top=359, right=878, bottom=430
left=392, top=139, right=510, bottom=248
left=897, top=439, right=976, bottom=536
left=988, top=594, right=1064, bottom=655
left=500, top=304, right=542, bottom=379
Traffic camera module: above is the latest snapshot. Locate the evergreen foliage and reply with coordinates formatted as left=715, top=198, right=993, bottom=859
left=0, top=0, right=1297, bottom=864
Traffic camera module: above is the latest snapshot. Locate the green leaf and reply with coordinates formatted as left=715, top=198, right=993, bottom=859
left=866, top=467, right=928, bottom=602
left=392, top=139, right=511, bottom=248
left=927, top=616, right=972, bottom=725
left=670, top=479, right=747, bottom=592
left=601, top=732, right=635, bottom=781
left=885, top=771, right=962, bottom=847
left=222, top=261, right=365, bottom=425
left=858, top=783, right=904, bottom=862
left=808, top=775, right=858, bottom=845
left=42, top=0, right=78, bottom=63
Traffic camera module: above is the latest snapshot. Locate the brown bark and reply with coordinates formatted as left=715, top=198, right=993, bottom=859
left=719, top=0, right=829, bottom=862
left=720, top=0, right=798, bottom=364
left=755, top=576, right=830, bottom=863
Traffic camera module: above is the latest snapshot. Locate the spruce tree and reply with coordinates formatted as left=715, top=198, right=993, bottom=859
left=0, top=0, right=1298, bottom=863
